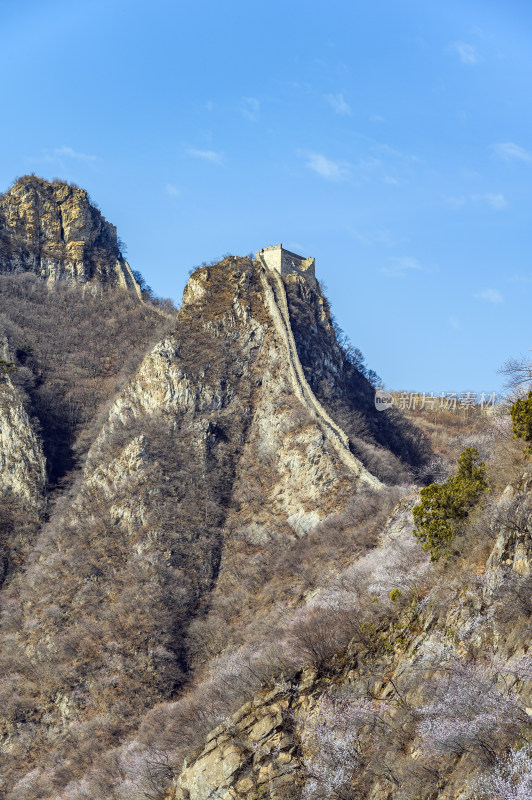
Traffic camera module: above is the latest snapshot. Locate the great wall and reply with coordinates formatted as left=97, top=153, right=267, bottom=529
left=256, top=246, right=381, bottom=489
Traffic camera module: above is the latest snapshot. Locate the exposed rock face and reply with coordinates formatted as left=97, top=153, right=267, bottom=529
left=0, top=370, right=46, bottom=585
left=0, top=372, right=45, bottom=510
left=0, top=333, right=46, bottom=585
left=486, top=464, right=532, bottom=578
left=169, top=683, right=305, bottom=800
left=0, top=176, right=141, bottom=295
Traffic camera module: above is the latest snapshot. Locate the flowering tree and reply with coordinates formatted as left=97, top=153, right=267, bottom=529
left=416, top=659, right=529, bottom=763
left=300, top=687, right=391, bottom=799
left=467, top=746, right=532, bottom=799
left=341, top=528, right=430, bottom=603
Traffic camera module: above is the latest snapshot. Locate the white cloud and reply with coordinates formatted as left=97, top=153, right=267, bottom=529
left=475, top=288, right=503, bottom=303
left=358, top=156, right=383, bottom=172
left=472, top=192, right=507, bottom=210
left=166, top=183, right=180, bottom=197
left=374, top=142, right=420, bottom=163
left=448, top=41, right=481, bottom=64
left=449, top=193, right=507, bottom=210
left=241, top=97, right=260, bottom=121
left=52, top=146, right=97, bottom=161
left=449, top=316, right=461, bottom=330
left=287, top=80, right=313, bottom=93
left=305, top=152, right=350, bottom=181
left=511, top=274, right=532, bottom=284
left=32, top=146, right=98, bottom=164
left=381, top=256, right=423, bottom=278
left=186, top=148, right=224, bottom=164
left=326, top=92, right=352, bottom=115
left=350, top=227, right=398, bottom=247
left=491, top=142, right=532, bottom=163
left=303, top=141, right=418, bottom=186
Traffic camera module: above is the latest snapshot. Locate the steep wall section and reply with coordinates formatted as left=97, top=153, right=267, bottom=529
left=282, top=272, right=428, bottom=481
left=259, top=257, right=381, bottom=488
left=0, top=176, right=141, bottom=295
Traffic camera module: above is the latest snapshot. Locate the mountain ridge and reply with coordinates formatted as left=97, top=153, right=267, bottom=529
left=0, top=242, right=424, bottom=797
left=0, top=178, right=526, bottom=800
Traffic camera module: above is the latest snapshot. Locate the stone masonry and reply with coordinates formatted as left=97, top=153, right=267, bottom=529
left=256, top=244, right=316, bottom=285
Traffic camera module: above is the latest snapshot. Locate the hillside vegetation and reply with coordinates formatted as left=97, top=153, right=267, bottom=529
left=0, top=177, right=530, bottom=800
left=0, top=273, right=174, bottom=482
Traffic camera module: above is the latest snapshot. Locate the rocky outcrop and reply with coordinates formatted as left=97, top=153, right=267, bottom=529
left=169, top=683, right=306, bottom=800
left=0, top=176, right=141, bottom=295
left=485, top=464, right=532, bottom=578
left=90, top=257, right=379, bottom=542
left=0, top=363, right=46, bottom=585
left=0, top=373, right=45, bottom=510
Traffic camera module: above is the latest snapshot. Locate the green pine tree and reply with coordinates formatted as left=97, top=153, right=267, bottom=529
left=510, top=391, right=532, bottom=451
left=413, top=447, right=488, bottom=561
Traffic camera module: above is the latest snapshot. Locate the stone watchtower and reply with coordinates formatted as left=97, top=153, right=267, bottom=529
left=255, top=244, right=316, bottom=285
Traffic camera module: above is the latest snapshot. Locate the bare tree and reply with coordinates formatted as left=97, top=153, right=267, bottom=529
left=498, top=354, right=532, bottom=394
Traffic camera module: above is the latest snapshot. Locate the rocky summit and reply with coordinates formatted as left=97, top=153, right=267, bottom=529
left=0, top=177, right=531, bottom=800
left=0, top=175, right=141, bottom=295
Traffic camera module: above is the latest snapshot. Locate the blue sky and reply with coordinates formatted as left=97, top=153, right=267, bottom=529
left=1, top=0, right=531, bottom=393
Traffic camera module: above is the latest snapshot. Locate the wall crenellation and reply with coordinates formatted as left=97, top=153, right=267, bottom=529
left=255, top=243, right=316, bottom=285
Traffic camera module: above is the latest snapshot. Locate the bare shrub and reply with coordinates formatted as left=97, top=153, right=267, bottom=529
left=0, top=273, right=175, bottom=483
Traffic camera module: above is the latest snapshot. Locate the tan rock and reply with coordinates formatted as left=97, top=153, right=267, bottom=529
left=0, top=176, right=141, bottom=296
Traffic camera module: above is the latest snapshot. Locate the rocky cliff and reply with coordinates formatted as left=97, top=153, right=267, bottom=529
left=0, top=175, right=141, bottom=295
left=0, top=364, right=46, bottom=587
